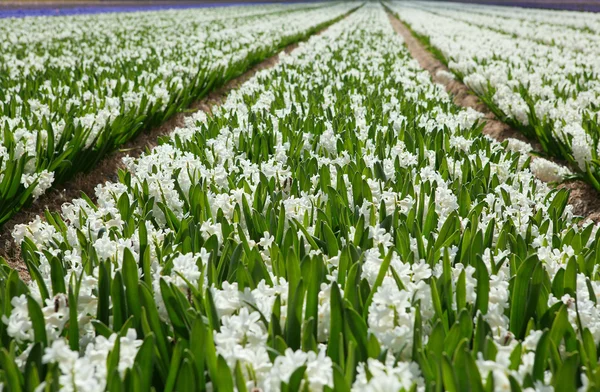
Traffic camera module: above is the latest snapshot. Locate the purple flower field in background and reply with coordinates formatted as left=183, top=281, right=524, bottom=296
left=4, top=0, right=598, bottom=20
left=0, top=1, right=292, bottom=18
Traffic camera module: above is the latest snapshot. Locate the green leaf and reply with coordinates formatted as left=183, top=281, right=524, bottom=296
left=97, top=261, right=111, bottom=327
left=230, top=361, right=246, bottom=392
left=327, top=282, right=344, bottom=364
left=123, top=248, right=142, bottom=324
left=345, top=308, right=368, bottom=361
left=27, top=296, right=47, bottom=347
left=509, top=256, right=538, bottom=338
left=107, top=338, right=121, bottom=387
left=475, top=257, right=489, bottom=315
left=189, top=317, right=207, bottom=388
left=111, top=271, right=127, bottom=332
left=553, top=353, right=579, bottom=391
left=163, top=340, right=183, bottom=392
left=582, top=328, right=598, bottom=370
left=68, top=285, right=79, bottom=352
left=456, top=270, right=466, bottom=311
left=175, top=359, right=196, bottom=392
left=322, top=222, right=339, bottom=256
left=49, top=257, right=66, bottom=295
left=286, top=279, right=305, bottom=351
left=441, top=355, right=458, bottom=392
left=139, top=293, right=170, bottom=377
left=215, top=355, right=234, bottom=392
left=23, top=343, right=43, bottom=392
left=0, top=348, right=23, bottom=392
left=549, top=305, right=571, bottom=348
left=133, top=334, right=155, bottom=392
left=334, top=364, right=350, bottom=392
left=159, top=279, right=190, bottom=339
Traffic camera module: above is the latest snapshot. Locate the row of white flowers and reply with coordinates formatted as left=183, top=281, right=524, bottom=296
left=409, top=2, right=600, bottom=52
left=2, top=3, right=599, bottom=391
left=387, top=1, right=600, bottom=190
left=430, top=1, right=600, bottom=34
left=0, top=1, right=353, bottom=224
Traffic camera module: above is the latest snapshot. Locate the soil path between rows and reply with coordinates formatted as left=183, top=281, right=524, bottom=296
left=386, top=11, right=600, bottom=223
left=0, top=17, right=346, bottom=280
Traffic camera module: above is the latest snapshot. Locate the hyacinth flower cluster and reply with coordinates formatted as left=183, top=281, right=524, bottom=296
left=386, top=1, right=600, bottom=191
left=0, top=2, right=355, bottom=225
left=3, top=3, right=600, bottom=391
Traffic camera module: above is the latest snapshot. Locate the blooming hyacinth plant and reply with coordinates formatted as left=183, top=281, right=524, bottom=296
left=0, top=1, right=354, bottom=224
left=387, top=1, right=600, bottom=191
left=2, top=3, right=600, bottom=391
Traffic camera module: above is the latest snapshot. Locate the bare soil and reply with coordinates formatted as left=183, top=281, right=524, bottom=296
left=386, top=12, right=600, bottom=222
left=559, top=180, right=600, bottom=222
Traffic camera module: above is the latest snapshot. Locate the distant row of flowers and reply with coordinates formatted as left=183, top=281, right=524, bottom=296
left=0, top=3, right=256, bottom=19
left=0, top=1, right=352, bottom=224
left=388, top=1, right=600, bottom=190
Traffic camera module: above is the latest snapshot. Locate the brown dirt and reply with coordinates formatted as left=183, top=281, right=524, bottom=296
left=0, top=28, right=315, bottom=280
left=559, top=180, right=600, bottom=222
left=386, top=12, right=600, bottom=222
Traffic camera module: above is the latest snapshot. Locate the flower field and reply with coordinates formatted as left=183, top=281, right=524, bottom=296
left=387, top=1, right=600, bottom=191
left=2, top=2, right=600, bottom=392
left=0, top=1, right=353, bottom=224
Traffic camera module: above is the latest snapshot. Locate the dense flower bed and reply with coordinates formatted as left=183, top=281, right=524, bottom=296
left=387, top=1, right=600, bottom=191
left=1, top=3, right=599, bottom=391
left=0, top=1, right=352, bottom=224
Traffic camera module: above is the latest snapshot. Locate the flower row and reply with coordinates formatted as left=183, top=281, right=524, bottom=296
left=0, top=2, right=354, bottom=225
left=387, top=1, right=600, bottom=190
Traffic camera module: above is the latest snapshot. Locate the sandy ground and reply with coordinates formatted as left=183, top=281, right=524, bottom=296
left=386, top=12, right=600, bottom=223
